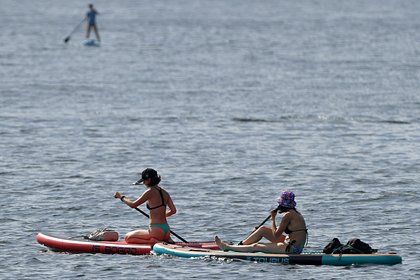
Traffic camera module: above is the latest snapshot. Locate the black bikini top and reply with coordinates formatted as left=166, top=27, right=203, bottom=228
left=282, top=208, right=307, bottom=235
left=285, top=227, right=309, bottom=248
left=146, top=187, right=166, bottom=210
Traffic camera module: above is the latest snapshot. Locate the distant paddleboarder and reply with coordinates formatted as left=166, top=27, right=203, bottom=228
left=85, top=4, right=100, bottom=42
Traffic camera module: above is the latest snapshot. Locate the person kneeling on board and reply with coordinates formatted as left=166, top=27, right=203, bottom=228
left=114, top=168, right=177, bottom=244
left=215, top=191, right=308, bottom=254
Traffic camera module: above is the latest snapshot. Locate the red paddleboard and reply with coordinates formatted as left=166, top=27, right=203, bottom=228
left=36, top=232, right=217, bottom=255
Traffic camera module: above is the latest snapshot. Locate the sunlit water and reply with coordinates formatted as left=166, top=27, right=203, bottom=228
left=1, top=0, right=419, bottom=279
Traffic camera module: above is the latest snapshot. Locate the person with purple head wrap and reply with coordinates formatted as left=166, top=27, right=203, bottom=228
left=215, top=191, right=307, bottom=254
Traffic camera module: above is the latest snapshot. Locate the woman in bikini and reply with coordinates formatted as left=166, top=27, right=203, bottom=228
left=215, top=191, right=307, bottom=254
left=114, top=168, right=176, bottom=244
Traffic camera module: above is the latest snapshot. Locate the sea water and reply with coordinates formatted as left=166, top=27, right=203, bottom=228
left=1, top=0, right=419, bottom=279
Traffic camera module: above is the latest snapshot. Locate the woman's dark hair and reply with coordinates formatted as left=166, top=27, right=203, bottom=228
left=140, top=168, right=161, bottom=185
left=278, top=206, right=299, bottom=214
left=150, top=175, right=161, bottom=186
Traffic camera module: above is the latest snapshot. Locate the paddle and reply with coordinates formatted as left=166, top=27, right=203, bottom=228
left=119, top=201, right=189, bottom=243
left=63, top=18, right=85, bottom=43
left=239, top=206, right=280, bottom=244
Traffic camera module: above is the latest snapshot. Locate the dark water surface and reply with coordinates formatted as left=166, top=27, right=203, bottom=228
left=1, top=0, right=419, bottom=279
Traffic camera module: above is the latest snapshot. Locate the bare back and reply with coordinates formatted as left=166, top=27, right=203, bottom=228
left=145, top=186, right=176, bottom=224
left=284, top=210, right=307, bottom=247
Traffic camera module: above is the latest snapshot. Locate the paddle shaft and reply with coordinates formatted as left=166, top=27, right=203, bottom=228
left=133, top=206, right=188, bottom=243
left=239, top=206, right=280, bottom=243
left=64, top=18, right=85, bottom=43
left=256, top=214, right=272, bottom=229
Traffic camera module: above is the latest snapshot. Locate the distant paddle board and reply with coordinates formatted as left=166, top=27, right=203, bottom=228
left=82, top=39, right=100, bottom=47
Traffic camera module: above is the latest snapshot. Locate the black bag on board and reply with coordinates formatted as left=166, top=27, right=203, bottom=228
left=323, top=238, right=343, bottom=254
left=323, top=238, right=377, bottom=254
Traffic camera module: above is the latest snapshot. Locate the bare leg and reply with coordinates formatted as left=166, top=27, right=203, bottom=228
left=124, top=228, right=165, bottom=244
left=125, top=236, right=159, bottom=244
left=215, top=236, right=288, bottom=253
left=93, top=25, right=100, bottom=42
left=242, top=226, right=285, bottom=245
left=215, top=236, right=230, bottom=251
left=86, top=25, right=91, bottom=39
left=216, top=235, right=261, bottom=252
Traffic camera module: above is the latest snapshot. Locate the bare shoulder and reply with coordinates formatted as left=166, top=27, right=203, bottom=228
left=281, top=211, right=292, bottom=221
left=159, top=186, right=169, bottom=195
left=162, top=187, right=172, bottom=199
left=283, top=210, right=301, bottom=221
left=142, top=188, right=154, bottom=197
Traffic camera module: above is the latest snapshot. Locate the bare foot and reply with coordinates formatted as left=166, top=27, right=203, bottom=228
left=215, top=236, right=228, bottom=251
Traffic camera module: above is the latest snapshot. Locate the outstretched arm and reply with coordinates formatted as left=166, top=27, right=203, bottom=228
left=114, top=190, right=150, bottom=208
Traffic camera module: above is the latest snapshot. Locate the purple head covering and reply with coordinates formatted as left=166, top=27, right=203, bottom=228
left=277, top=191, right=297, bottom=208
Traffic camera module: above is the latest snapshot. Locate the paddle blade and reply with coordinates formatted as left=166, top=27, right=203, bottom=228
left=64, top=36, right=70, bottom=43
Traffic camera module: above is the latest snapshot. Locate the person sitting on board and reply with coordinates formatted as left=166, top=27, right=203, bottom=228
left=215, top=191, right=307, bottom=254
left=85, top=4, right=101, bottom=42
left=114, top=168, right=177, bottom=244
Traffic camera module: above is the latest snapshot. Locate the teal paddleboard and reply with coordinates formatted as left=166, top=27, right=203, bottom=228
left=152, top=243, right=402, bottom=266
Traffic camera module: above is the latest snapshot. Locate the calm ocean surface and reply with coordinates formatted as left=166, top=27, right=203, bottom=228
left=1, top=0, right=419, bottom=279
